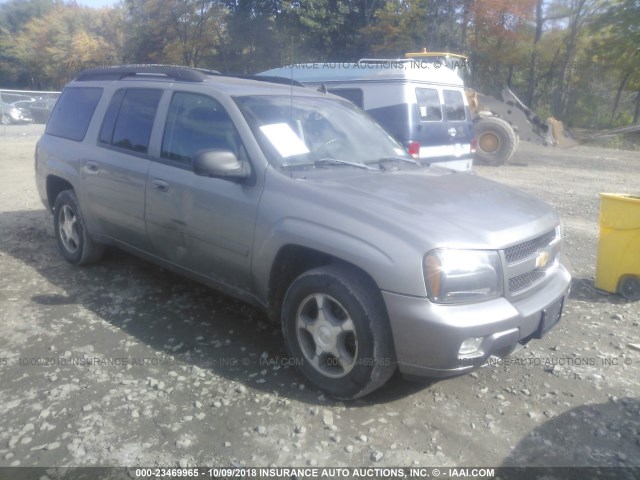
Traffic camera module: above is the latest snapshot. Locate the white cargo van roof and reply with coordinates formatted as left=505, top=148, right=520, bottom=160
left=260, top=59, right=464, bottom=86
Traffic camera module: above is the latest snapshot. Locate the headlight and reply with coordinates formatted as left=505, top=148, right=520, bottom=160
left=424, top=249, right=503, bottom=304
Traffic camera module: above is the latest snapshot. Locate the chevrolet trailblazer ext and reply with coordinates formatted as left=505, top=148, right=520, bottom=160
left=35, top=66, right=571, bottom=399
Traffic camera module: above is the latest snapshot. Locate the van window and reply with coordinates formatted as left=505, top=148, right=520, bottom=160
left=327, top=88, right=364, bottom=109
left=161, top=92, right=242, bottom=166
left=443, top=90, right=466, bottom=121
left=101, top=89, right=162, bottom=154
left=415, top=88, right=442, bottom=121
left=46, top=87, right=102, bottom=141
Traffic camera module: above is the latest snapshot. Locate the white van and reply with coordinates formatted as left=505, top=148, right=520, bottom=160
left=260, top=59, right=476, bottom=171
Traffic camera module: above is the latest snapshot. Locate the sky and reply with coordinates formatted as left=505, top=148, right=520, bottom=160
left=73, top=0, right=118, bottom=7
left=0, top=0, right=118, bottom=8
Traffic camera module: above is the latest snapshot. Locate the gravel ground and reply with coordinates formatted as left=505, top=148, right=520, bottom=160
left=0, top=125, right=638, bottom=472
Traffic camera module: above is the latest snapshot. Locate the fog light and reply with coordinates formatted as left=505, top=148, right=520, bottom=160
left=459, top=337, right=483, bottom=356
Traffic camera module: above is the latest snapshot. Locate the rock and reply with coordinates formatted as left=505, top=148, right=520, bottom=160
left=256, top=426, right=267, bottom=436
left=194, top=401, right=203, bottom=408
left=611, top=313, right=623, bottom=321
left=176, top=437, right=191, bottom=448
left=46, top=442, right=61, bottom=450
left=179, top=458, right=189, bottom=468
left=370, top=451, right=383, bottom=462
left=224, top=442, right=231, bottom=447
left=322, top=410, right=334, bottom=426
left=82, top=405, right=92, bottom=412
left=628, top=343, right=640, bottom=352
left=294, top=425, right=306, bottom=434
left=345, top=445, right=354, bottom=453
left=357, top=434, right=368, bottom=443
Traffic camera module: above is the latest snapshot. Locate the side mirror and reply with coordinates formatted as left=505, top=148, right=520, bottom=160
left=193, top=149, right=250, bottom=179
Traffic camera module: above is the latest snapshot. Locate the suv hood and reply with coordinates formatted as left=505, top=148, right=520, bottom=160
left=296, top=168, right=559, bottom=250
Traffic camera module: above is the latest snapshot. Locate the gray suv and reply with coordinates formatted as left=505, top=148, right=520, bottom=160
left=35, top=65, right=571, bottom=399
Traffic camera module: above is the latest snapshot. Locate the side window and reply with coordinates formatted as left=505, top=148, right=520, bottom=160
left=161, top=92, right=242, bottom=166
left=328, top=88, right=364, bottom=109
left=99, top=89, right=162, bottom=154
left=415, top=88, right=442, bottom=122
left=99, top=90, right=125, bottom=144
left=443, top=90, right=466, bottom=121
left=45, top=87, right=103, bottom=141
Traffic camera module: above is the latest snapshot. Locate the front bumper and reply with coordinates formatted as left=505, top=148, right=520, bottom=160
left=383, top=264, right=571, bottom=378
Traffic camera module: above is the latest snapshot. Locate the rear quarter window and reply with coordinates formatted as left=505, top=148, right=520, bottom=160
left=45, top=87, right=103, bottom=141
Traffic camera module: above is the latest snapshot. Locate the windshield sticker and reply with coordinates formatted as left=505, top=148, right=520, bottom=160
left=259, top=123, right=310, bottom=158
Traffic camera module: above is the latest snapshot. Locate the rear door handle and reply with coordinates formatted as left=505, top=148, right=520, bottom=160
left=152, top=178, right=170, bottom=192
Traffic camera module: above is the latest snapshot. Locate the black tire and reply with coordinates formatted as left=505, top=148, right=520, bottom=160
left=282, top=264, right=396, bottom=399
left=619, top=276, right=640, bottom=301
left=474, top=116, right=518, bottom=166
left=53, top=189, right=104, bottom=265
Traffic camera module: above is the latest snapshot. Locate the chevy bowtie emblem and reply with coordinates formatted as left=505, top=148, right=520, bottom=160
left=536, top=250, right=550, bottom=269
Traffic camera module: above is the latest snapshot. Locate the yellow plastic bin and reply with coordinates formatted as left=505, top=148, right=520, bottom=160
left=595, top=193, right=640, bottom=300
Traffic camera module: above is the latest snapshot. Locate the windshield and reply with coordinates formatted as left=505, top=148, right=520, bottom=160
left=235, top=95, right=412, bottom=168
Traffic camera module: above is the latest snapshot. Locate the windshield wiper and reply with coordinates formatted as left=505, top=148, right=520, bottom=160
left=375, top=155, right=421, bottom=166
left=313, top=158, right=379, bottom=170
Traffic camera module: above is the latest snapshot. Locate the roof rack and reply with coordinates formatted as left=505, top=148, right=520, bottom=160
left=75, top=65, right=221, bottom=82
left=233, top=75, right=305, bottom=88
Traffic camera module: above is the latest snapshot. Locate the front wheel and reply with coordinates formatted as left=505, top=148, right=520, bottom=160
left=474, top=116, right=518, bottom=166
left=282, top=264, right=396, bottom=399
left=53, top=190, right=104, bottom=265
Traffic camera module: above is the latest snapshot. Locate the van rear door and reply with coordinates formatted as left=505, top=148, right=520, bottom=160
left=412, top=85, right=474, bottom=171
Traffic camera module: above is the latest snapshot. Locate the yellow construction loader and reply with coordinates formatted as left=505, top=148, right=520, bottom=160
left=405, top=50, right=576, bottom=165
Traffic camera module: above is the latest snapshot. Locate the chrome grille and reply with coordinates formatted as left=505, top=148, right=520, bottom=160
left=505, top=229, right=557, bottom=264
left=509, top=266, right=551, bottom=293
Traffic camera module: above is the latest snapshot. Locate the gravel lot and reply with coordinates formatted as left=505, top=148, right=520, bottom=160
left=0, top=125, right=638, bottom=473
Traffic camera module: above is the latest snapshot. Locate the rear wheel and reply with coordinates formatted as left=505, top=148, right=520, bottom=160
left=474, top=116, right=518, bottom=166
left=619, top=276, right=640, bottom=301
left=282, top=264, right=396, bottom=399
left=53, top=190, right=104, bottom=265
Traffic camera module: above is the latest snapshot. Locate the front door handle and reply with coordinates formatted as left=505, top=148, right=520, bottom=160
left=85, top=161, right=99, bottom=173
left=152, top=178, right=170, bottom=192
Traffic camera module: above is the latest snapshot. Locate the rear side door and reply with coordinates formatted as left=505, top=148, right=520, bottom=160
left=83, top=88, right=163, bottom=250
left=145, top=91, right=261, bottom=291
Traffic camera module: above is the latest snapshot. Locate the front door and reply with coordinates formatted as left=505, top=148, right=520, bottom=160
left=145, top=91, right=261, bottom=291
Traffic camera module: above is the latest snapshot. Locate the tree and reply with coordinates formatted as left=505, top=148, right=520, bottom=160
left=7, top=4, right=123, bottom=88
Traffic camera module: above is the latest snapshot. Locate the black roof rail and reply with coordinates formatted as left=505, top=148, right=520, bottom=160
left=75, top=65, right=221, bottom=82
left=234, top=75, right=306, bottom=88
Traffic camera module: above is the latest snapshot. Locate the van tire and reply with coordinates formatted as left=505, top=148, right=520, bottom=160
left=53, top=189, right=104, bottom=265
left=282, top=264, right=396, bottom=399
left=474, top=116, right=518, bottom=166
